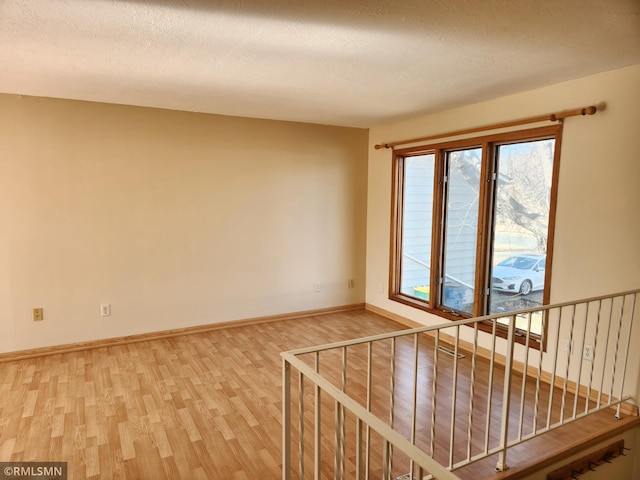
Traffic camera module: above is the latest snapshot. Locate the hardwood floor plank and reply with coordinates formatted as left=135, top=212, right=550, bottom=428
left=85, top=444, right=100, bottom=477
left=117, top=422, right=135, bottom=461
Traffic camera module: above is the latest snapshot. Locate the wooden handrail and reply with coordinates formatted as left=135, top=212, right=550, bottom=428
left=374, top=105, right=598, bottom=150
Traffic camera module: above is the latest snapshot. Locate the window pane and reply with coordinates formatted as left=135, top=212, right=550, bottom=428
left=442, top=148, right=481, bottom=314
left=400, top=154, right=435, bottom=300
left=490, top=139, right=555, bottom=334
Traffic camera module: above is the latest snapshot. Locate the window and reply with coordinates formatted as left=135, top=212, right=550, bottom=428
left=390, top=125, right=562, bottom=337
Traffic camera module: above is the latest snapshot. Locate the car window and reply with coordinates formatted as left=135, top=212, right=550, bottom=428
left=498, top=256, right=537, bottom=270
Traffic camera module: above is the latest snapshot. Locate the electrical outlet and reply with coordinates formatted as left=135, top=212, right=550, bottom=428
left=313, top=282, right=321, bottom=293
left=101, top=304, right=111, bottom=317
left=33, top=308, right=44, bottom=321
left=583, top=344, right=594, bottom=361
left=348, top=279, right=354, bottom=289
left=378, top=282, right=384, bottom=293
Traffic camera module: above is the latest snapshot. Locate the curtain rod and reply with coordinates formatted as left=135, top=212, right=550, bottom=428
left=374, top=105, right=598, bottom=150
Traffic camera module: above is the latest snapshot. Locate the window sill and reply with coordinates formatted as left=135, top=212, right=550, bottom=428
left=389, top=293, right=543, bottom=350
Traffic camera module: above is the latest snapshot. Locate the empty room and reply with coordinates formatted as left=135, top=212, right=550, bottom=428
left=1, top=1, right=640, bottom=479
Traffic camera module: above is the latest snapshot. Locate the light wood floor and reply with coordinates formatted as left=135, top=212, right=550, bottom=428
left=0, top=310, right=636, bottom=479
left=0, top=310, right=406, bottom=479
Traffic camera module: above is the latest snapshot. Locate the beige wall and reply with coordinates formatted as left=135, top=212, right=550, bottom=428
left=0, top=95, right=368, bottom=353
left=366, top=64, right=640, bottom=399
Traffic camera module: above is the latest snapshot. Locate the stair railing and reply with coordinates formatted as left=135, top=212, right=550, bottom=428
left=281, top=289, right=639, bottom=479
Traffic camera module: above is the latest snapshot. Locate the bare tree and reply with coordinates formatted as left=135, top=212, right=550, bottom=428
left=493, top=140, right=554, bottom=253
left=447, top=140, right=554, bottom=254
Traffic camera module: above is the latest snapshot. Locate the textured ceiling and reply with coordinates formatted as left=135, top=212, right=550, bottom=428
left=1, top=0, right=639, bottom=127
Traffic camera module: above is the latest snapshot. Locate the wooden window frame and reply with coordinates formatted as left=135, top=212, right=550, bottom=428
left=389, top=125, right=563, bottom=347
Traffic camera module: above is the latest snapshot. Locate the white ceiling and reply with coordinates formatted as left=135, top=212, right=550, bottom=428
left=1, top=0, right=639, bottom=128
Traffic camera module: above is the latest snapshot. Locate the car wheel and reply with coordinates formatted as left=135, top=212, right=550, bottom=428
left=519, top=280, right=532, bottom=296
